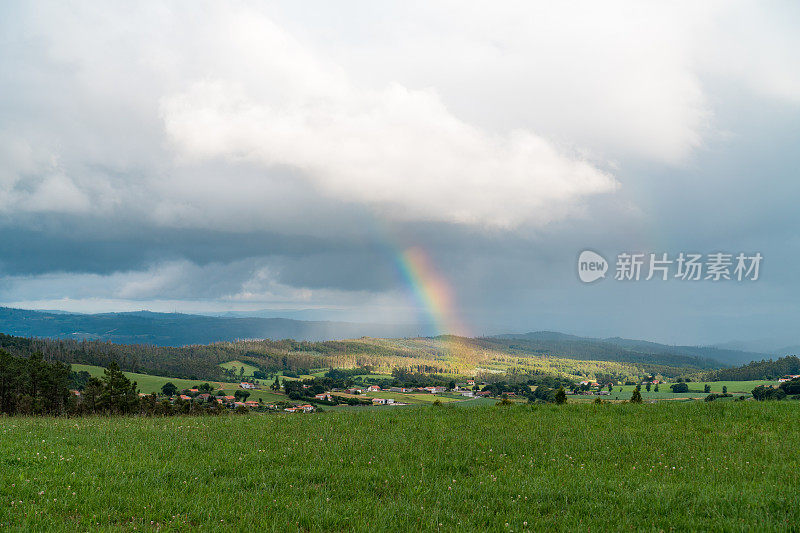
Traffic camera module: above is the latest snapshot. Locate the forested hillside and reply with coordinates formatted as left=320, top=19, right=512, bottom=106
left=485, top=335, right=723, bottom=369
left=0, top=331, right=721, bottom=384
left=0, top=307, right=426, bottom=345
left=700, top=356, right=800, bottom=381
left=496, top=331, right=767, bottom=366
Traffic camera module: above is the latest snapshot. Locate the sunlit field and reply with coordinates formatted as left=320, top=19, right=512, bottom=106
left=1, top=402, right=798, bottom=531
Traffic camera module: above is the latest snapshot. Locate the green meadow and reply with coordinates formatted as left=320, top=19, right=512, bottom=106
left=1, top=402, right=798, bottom=532
left=217, top=360, right=260, bottom=378
left=605, top=381, right=777, bottom=401
left=70, top=364, right=232, bottom=395
left=71, top=364, right=285, bottom=403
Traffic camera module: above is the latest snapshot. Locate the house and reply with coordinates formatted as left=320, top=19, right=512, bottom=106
left=367, top=385, right=381, bottom=392
left=188, top=388, right=199, bottom=393
left=476, top=390, right=492, bottom=396
left=239, top=382, right=256, bottom=389
left=778, top=375, right=800, bottom=383
left=284, top=404, right=315, bottom=413
left=198, top=393, right=211, bottom=401
left=223, top=395, right=236, bottom=403
left=315, top=393, right=333, bottom=401
left=347, top=388, right=363, bottom=395
left=70, top=390, right=81, bottom=396
left=390, top=387, right=412, bottom=393
left=466, top=379, right=475, bottom=386
left=423, top=386, right=445, bottom=394
left=179, top=395, right=192, bottom=401
left=245, top=401, right=259, bottom=408
left=234, top=401, right=246, bottom=408
left=579, top=380, right=598, bottom=387
left=460, top=391, right=475, bottom=397
left=371, top=398, right=395, bottom=405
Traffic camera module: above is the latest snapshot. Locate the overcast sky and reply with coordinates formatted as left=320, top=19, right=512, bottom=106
left=1, top=1, right=799, bottom=345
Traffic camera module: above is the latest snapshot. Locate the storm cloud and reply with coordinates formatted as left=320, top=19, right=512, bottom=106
left=1, top=1, right=799, bottom=345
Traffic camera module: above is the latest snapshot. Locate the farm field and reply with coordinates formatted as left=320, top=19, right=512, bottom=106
left=70, top=364, right=233, bottom=395
left=1, top=402, right=798, bottom=531
left=360, top=391, right=461, bottom=404
left=72, top=364, right=286, bottom=403
left=607, top=380, right=778, bottom=401
left=218, top=360, right=259, bottom=377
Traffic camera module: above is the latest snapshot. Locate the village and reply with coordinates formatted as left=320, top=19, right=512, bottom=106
left=128, top=378, right=497, bottom=414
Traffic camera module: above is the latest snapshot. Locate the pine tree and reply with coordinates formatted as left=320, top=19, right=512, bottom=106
left=555, top=387, right=567, bottom=404
left=630, top=387, right=643, bottom=403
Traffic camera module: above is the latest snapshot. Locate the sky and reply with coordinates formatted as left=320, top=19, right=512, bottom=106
left=1, top=1, right=799, bottom=345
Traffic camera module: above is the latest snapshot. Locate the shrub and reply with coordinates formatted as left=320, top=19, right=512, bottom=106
left=670, top=383, right=689, bottom=393
left=780, top=378, right=800, bottom=395
left=752, top=385, right=787, bottom=401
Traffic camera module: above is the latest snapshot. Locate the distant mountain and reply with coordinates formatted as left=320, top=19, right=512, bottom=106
left=711, top=339, right=800, bottom=357
left=0, top=307, right=429, bottom=346
left=497, top=331, right=774, bottom=366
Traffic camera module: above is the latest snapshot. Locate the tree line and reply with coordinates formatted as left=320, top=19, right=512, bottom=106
left=701, top=356, right=800, bottom=381
left=0, top=349, right=249, bottom=417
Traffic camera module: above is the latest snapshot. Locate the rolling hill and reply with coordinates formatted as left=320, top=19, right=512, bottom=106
left=495, top=331, right=772, bottom=366
left=0, top=307, right=428, bottom=345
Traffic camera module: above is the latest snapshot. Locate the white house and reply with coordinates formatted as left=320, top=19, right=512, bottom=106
left=239, top=382, right=256, bottom=389
left=371, top=398, right=395, bottom=405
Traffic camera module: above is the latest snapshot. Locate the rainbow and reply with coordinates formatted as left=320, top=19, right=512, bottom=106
left=395, top=246, right=468, bottom=338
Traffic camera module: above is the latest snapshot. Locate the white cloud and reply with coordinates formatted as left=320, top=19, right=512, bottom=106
left=0, top=0, right=798, bottom=233
left=162, top=78, right=616, bottom=228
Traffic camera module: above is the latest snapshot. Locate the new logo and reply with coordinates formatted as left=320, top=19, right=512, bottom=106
left=578, top=250, right=608, bottom=283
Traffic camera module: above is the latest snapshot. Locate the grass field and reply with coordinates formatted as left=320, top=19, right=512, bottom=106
left=70, top=364, right=233, bottom=395
left=218, top=360, right=259, bottom=378
left=72, top=364, right=285, bottom=403
left=1, top=402, right=798, bottom=531
left=606, top=381, right=778, bottom=401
